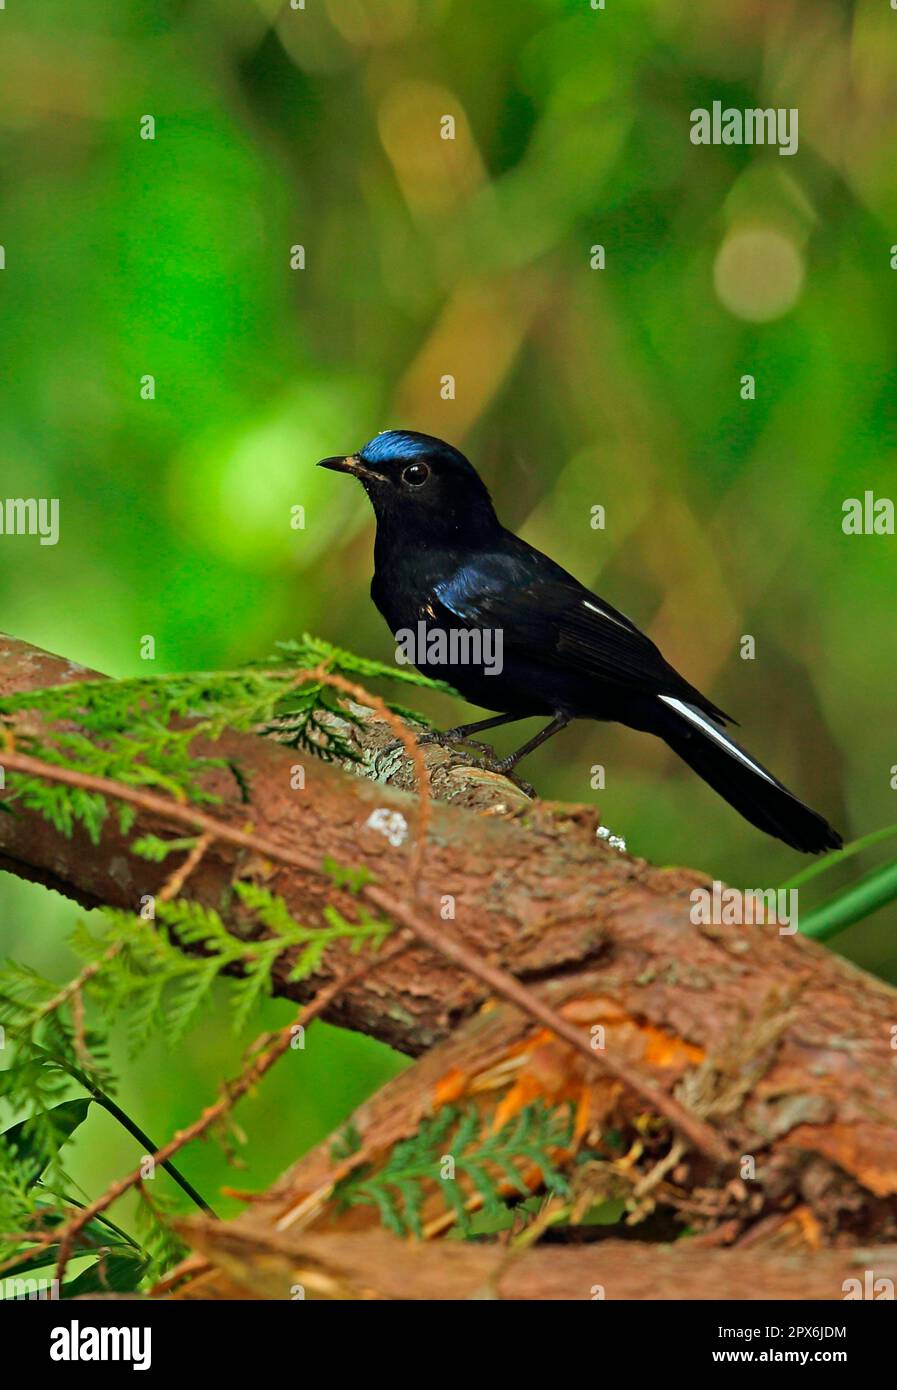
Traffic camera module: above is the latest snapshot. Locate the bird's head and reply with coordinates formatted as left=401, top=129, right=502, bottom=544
left=318, top=430, right=500, bottom=543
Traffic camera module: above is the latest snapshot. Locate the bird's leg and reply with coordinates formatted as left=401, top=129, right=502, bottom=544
left=487, top=712, right=572, bottom=774
left=416, top=712, right=529, bottom=750
left=379, top=712, right=529, bottom=762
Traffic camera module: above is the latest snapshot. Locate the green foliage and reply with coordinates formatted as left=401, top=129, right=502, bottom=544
left=322, top=857, right=375, bottom=895
left=0, top=635, right=449, bottom=843
left=0, top=1096, right=149, bottom=1299
left=235, top=882, right=392, bottom=988
left=0, top=964, right=114, bottom=1173
left=0, top=985, right=144, bottom=1292
left=329, top=1121, right=364, bottom=1163
left=798, top=859, right=897, bottom=943
left=66, top=886, right=392, bottom=1050
left=332, top=1102, right=573, bottom=1238
left=0, top=635, right=416, bottom=1291
left=130, top=834, right=201, bottom=862
left=0, top=1099, right=92, bottom=1187
left=781, top=824, right=897, bottom=892
left=780, top=825, right=897, bottom=941
left=0, top=1098, right=88, bottom=1254
left=132, top=1187, right=190, bottom=1282
left=270, top=636, right=454, bottom=695
left=62, top=1250, right=150, bottom=1298
left=0, top=877, right=392, bottom=1291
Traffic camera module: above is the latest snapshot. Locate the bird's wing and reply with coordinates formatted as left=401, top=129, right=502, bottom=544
left=431, top=542, right=731, bottom=721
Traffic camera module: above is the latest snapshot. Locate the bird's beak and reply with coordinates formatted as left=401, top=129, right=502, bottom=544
left=317, top=453, right=358, bottom=474
left=317, top=454, right=384, bottom=482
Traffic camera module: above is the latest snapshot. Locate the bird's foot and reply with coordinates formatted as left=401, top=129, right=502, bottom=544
left=472, top=752, right=536, bottom=798
left=485, top=750, right=521, bottom=776
left=416, top=725, right=495, bottom=752
left=381, top=725, right=489, bottom=758
left=377, top=729, right=536, bottom=796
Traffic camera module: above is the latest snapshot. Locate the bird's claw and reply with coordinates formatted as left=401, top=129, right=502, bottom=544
left=485, top=752, right=519, bottom=776
left=479, top=760, right=537, bottom=798
left=381, top=728, right=484, bottom=758
left=473, top=753, right=536, bottom=796
left=377, top=731, right=536, bottom=797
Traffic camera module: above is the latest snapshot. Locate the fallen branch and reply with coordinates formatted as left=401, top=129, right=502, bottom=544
left=0, top=633, right=895, bottom=1300
left=171, top=1219, right=897, bottom=1301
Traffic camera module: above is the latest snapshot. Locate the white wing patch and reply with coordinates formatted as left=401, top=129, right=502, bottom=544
left=582, top=599, right=631, bottom=631
left=659, top=696, right=777, bottom=787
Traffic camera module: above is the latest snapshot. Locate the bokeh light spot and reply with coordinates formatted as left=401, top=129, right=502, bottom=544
left=713, top=227, right=805, bottom=323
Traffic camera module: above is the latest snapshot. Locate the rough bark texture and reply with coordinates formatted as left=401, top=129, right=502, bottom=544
left=171, top=1219, right=897, bottom=1301
left=1, top=633, right=896, bottom=1300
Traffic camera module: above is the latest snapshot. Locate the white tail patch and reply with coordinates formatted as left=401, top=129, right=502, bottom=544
left=659, top=696, right=777, bottom=787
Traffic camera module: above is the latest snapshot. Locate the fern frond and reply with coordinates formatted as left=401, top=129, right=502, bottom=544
left=332, top=1101, right=574, bottom=1237
left=0, top=633, right=453, bottom=842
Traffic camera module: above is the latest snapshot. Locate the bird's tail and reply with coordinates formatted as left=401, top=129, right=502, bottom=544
left=656, top=696, right=841, bottom=854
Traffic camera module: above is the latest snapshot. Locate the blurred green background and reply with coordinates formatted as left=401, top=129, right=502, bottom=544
left=1, top=0, right=896, bottom=1229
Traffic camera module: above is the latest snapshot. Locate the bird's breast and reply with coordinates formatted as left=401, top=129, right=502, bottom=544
left=371, top=553, right=457, bottom=632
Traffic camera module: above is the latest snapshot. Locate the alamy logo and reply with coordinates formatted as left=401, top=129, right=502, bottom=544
left=842, top=1270, right=895, bottom=1300
left=2, top=1275, right=59, bottom=1299
left=0, top=497, right=60, bottom=545
left=690, top=880, right=798, bottom=936
left=395, top=623, right=503, bottom=676
left=690, top=102, right=798, bottom=157
left=50, top=1320, right=151, bottom=1371
left=842, top=491, right=894, bottom=535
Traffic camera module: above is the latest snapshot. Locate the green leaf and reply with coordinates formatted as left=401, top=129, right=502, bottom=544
left=130, top=834, right=199, bottom=862
left=62, top=1250, right=149, bottom=1297
left=0, top=1099, right=92, bottom=1186
left=799, top=858, right=897, bottom=941
left=322, top=857, right=375, bottom=894
left=780, top=824, right=897, bottom=892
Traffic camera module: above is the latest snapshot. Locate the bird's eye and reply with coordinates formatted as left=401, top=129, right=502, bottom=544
left=401, top=462, right=430, bottom=487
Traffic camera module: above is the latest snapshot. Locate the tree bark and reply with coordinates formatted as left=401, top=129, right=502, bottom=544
left=1, top=632, right=896, bottom=1300
left=171, top=1219, right=897, bottom=1301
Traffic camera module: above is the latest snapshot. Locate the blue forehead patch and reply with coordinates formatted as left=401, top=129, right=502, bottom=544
left=359, top=431, right=432, bottom=463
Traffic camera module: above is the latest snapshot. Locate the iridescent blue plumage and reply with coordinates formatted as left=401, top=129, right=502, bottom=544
left=359, top=431, right=432, bottom=463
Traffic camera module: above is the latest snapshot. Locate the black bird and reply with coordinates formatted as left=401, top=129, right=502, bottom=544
left=319, top=430, right=841, bottom=854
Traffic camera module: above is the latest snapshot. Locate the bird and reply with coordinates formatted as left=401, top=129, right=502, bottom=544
left=318, top=430, right=842, bottom=854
